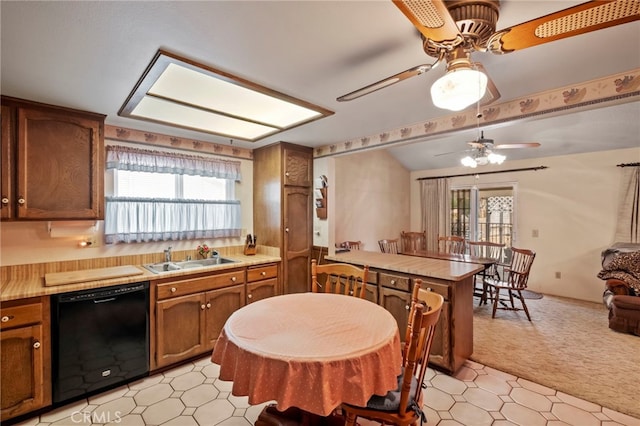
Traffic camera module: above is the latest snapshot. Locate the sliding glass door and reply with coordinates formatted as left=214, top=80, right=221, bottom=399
left=450, top=183, right=517, bottom=260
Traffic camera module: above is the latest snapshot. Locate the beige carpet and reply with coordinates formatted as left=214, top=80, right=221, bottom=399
left=471, top=294, right=640, bottom=419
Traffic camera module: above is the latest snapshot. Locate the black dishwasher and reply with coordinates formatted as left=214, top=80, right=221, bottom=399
left=51, top=281, right=150, bottom=404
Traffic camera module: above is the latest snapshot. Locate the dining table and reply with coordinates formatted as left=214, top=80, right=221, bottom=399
left=211, top=292, right=402, bottom=419
left=401, top=249, right=498, bottom=303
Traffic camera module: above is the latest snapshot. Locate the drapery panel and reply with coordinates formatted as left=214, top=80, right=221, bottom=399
left=615, top=166, right=640, bottom=243
left=420, top=178, right=451, bottom=251
left=106, top=145, right=242, bottom=180
left=105, top=145, right=242, bottom=244
left=104, top=197, right=241, bottom=244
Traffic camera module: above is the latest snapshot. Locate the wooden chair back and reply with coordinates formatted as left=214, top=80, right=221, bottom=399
left=400, top=231, right=426, bottom=253
left=343, top=280, right=444, bottom=426
left=378, top=239, right=399, bottom=254
left=486, top=247, right=536, bottom=320
left=311, top=259, right=369, bottom=298
left=468, top=240, right=505, bottom=276
left=506, top=247, right=536, bottom=290
left=338, top=240, right=362, bottom=250
left=437, top=235, right=465, bottom=254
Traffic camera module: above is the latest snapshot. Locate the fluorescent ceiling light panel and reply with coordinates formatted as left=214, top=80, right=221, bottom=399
left=119, top=50, right=333, bottom=142
left=132, top=96, right=278, bottom=140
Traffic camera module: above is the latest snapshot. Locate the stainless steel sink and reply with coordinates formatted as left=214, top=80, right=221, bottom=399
left=144, top=257, right=237, bottom=274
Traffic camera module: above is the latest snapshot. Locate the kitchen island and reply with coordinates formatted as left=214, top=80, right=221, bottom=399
left=325, top=250, right=483, bottom=373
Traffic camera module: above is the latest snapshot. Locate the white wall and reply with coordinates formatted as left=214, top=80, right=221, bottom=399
left=331, top=150, right=411, bottom=253
left=411, top=147, right=640, bottom=303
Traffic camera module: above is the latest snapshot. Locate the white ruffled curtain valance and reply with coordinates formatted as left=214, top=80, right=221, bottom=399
left=105, top=146, right=242, bottom=244
left=106, top=145, right=242, bottom=180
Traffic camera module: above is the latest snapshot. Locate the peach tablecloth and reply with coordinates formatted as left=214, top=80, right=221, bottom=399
left=211, top=292, right=402, bottom=416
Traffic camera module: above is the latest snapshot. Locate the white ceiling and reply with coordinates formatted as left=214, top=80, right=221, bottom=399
left=1, top=1, right=639, bottom=170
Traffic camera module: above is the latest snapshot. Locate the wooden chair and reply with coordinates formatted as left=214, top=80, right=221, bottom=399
left=437, top=235, right=465, bottom=254
left=468, top=240, right=505, bottom=305
left=338, top=240, right=362, bottom=250
left=311, top=259, right=369, bottom=298
left=378, top=239, right=399, bottom=254
left=343, top=280, right=444, bottom=426
left=485, top=247, right=536, bottom=321
left=400, top=231, right=426, bottom=253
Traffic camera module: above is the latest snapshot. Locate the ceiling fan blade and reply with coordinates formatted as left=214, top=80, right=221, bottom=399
left=336, top=63, right=434, bottom=102
left=435, top=148, right=472, bottom=157
left=494, top=143, right=541, bottom=149
left=392, top=0, right=463, bottom=45
left=487, top=0, right=640, bottom=54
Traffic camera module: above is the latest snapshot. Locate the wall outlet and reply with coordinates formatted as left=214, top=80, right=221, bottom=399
left=532, top=229, right=539, bottom=238
left=555, top=271, right=561, bottom=279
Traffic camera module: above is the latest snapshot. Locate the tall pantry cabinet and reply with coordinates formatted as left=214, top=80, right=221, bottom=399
left=253, top=142, right=313, bottom=294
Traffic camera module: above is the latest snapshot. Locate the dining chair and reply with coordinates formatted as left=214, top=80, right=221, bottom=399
left=468, top=240, right=505, bottom=305
left=437, top=235, right=465, bottom=254
left=400, top=231, right=426, bottom=253
left=311, top=259, right=369, bottom=298
left=378, top=239, right=399, bottom=254
left=338, top=240, right=362, bottom=250
left=342, top=280, right=444, bottom=426
left=484, top=247, right=536, bottom=321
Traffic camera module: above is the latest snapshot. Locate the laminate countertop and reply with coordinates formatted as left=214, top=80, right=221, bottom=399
left=1, top=254, right=281, bottom=302
left=325, top=251, right=483, bottom=282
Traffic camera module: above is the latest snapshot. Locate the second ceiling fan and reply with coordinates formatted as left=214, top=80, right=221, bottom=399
left=337, top=0, right=639, bottom=110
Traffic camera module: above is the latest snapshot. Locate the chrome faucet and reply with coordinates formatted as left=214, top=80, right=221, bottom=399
left=211, top=250, right=219, bottom=259
left=164, top=246, right=172, bottom=262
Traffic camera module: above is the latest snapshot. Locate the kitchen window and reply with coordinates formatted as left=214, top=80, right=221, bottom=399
left=104, top=145, right=242, bottom=244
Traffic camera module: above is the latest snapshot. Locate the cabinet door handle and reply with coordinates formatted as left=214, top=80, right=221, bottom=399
left=33, top=341, right=41, bottom=349
left=285, top=228, right=289, bottom=233
left=231, top=276, right=236, bottom=282
left=390, top=280, right=396, bottom=286
left=171, top=287, right=177, bottom=293
left=285, top=172, right=290, bottom=177
left=405, top=304, right=410, bottom=310
left=17, top=197, right=26, bottom=205
left=1, top=197, right=8, bottom=205
left=261, top=271, right=266, bottom=276
left=248, top=293, right=253, bottom=299
left=201, top=304, right=206, bottom=310
left=206, top=303, right=211, bottom=309
left=1, top=315, right=12, bottom=322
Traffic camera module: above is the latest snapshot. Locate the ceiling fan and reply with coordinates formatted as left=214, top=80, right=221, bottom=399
left=437, top=128, right=541, bottom=167
left=337, top=0, right=640, bottom=109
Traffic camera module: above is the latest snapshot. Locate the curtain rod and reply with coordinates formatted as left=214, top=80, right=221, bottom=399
left=417, top=166, right=548, bottom=181
left=617, top=162, right=640, bottom=167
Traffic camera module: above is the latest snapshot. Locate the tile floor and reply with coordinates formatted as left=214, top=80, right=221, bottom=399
left=15, top=356, right=640, bottom=426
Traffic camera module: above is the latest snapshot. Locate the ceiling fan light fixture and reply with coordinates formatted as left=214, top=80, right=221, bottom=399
left=461, top=155, right=478, bottom=168
left=430, top=67, right=488, bottom=111
left=488, top=151, right=506, bottom=164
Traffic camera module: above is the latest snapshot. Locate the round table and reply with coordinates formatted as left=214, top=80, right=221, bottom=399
left=211, top=292, right=402, bottom=416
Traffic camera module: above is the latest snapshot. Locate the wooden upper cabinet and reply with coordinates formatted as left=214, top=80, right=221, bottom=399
left=1, top=96, right=105, bottom=220
left=1, top=105, right=14, bottom=220
left=283, top=146, right=312, bottom=187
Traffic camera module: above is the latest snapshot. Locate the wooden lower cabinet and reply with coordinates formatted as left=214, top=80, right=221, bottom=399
left=205, top=285, right=246, bottom=347
left=380, top=287, right=412, bottom=340
left=152, top=262, right=280, bottom=371
left=152, top=268, right=246, bottom=370
left=337, top=264, right=470, bottom=373
left=0, top=297, right=51, bottom=422
left=155, top=293, right=207, bottom=369
left=247, top=263, right=280, bottom=304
